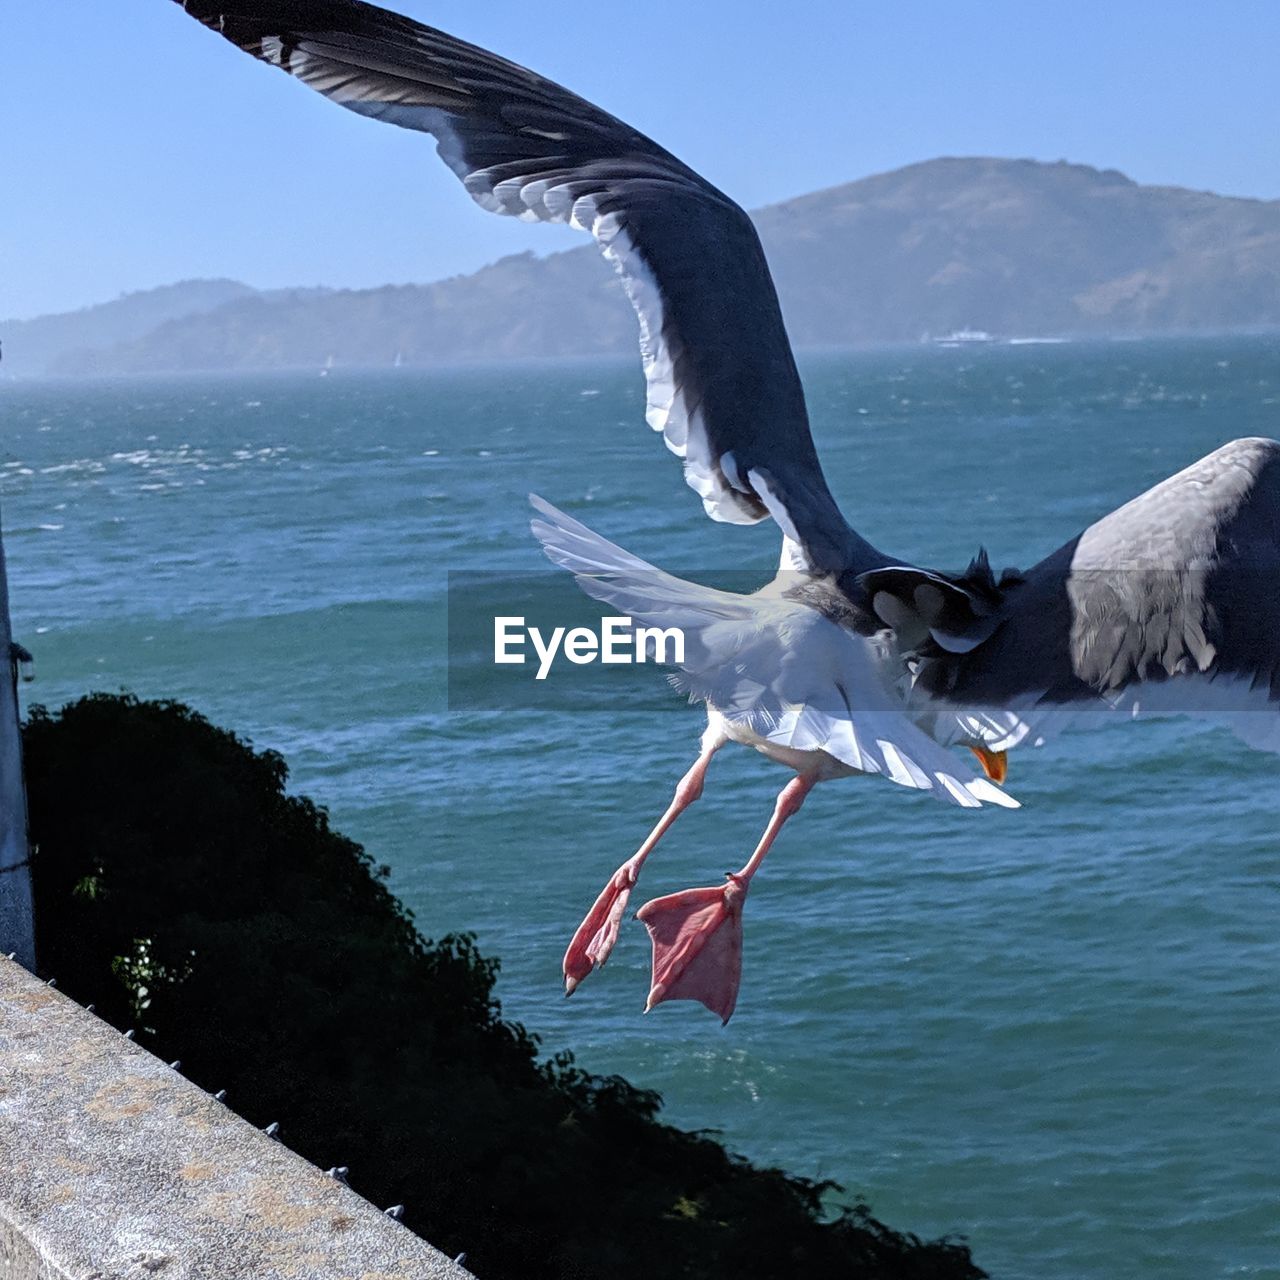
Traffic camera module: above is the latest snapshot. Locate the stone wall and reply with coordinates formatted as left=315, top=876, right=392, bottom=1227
left=0, top=957, right=473, bottom=1280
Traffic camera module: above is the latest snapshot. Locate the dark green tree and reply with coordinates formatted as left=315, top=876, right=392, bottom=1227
left=24, top=693, right=984, bottom=1280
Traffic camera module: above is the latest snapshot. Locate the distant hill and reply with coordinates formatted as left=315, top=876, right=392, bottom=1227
left=11, top=158, right=1280, bottom=376
left=1, top=279, right=256, bottom=376
left=754, top=157, right=1280, bottom=342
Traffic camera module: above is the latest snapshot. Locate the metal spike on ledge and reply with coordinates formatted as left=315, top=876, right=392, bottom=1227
left=383, top=1205, right=405, bottom=1221
left=454, top=1253, right=467, bottom=1267
left=5, top=953, right=15, bottom=961
left=263, top=1122, right=281, bottom=1139
left=168, top=1061, right=182, bottom=1072
left=325, top=1166, right=350, bottom=1184
left=123, top=1029, right=136, bottom=1040
left=213, top=1089, right=227, bottom=1103
left=86, top=1004, right=96, bottom=1014
left=45, top=977, right=57, bottom=988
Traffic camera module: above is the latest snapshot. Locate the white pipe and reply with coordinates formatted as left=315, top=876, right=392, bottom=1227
left=0, top=505, right=35, bottom=970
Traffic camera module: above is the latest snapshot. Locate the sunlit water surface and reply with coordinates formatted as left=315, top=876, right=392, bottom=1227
left=3, top=336, right=1279, bottom=1279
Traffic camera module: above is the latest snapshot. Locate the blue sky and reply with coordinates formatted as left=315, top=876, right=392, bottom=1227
left=4, top=0, right=1279, bottom=319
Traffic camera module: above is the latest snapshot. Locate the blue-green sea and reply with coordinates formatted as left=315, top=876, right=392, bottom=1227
left=3, top=336, right=1279, bottom=1279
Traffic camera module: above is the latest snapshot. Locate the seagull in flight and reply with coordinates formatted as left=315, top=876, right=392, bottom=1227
left=177, top=0, right=1280, bottom=1023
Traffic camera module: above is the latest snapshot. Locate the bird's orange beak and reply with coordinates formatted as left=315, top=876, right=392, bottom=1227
left=968, top=745, right=1008, bottom=784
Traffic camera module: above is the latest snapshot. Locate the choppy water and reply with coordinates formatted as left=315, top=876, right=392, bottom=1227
left=3, top=337, right=1279, bottom=1279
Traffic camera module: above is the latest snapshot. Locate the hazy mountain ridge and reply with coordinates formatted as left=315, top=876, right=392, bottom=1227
left=9, top=158, right=1280, bottom=375
left=757, top=157, right=1280, bottom=340
left=1, top=279, right=256, bottom=376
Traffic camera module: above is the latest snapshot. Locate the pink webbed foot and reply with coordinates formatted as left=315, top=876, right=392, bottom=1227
left=563, top=861, right=640, bottom=995
left=635, top=875, right=748, bottom=1025
left=562, top=744, right=721, bottom=996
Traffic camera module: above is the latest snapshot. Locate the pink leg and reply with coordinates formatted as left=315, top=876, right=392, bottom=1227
left=563, top=742, right=719, bottom=995
left=636, top=773, right=816, bottom=1025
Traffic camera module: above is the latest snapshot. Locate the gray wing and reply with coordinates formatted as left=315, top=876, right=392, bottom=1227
left=924, top=437, right=1280, bottom=749
left=175, top=0, right=863, bottom=568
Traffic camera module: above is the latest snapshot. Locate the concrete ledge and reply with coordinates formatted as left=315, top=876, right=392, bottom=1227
left=0, top=958, right=472, bottom=1279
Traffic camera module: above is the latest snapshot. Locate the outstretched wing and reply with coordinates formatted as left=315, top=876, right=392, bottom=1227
left=175, top=0, right=864, bottom=568
left=928, top=437, right=1280, bottom=753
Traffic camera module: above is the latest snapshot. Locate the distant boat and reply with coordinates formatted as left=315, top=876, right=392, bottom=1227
left=319, top=353, right=336, bottom=377
left=393, top=350, right=405, bottom=368
left=934, top=328, right=995, bottom=347
left=1007, top=336, right=1069, bottom=346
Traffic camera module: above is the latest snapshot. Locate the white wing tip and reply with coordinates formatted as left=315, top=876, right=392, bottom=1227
left=964, top=777, right=1021, bottom=809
